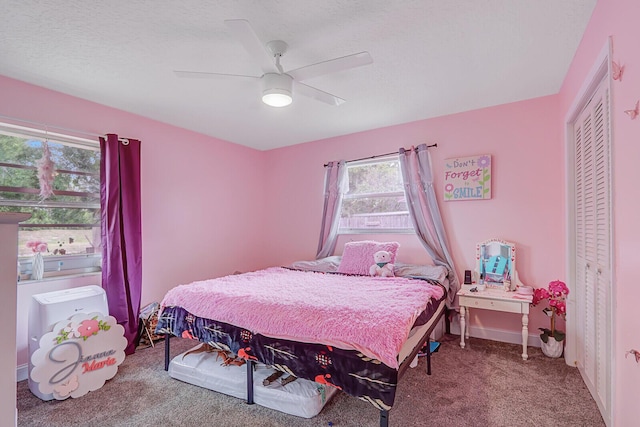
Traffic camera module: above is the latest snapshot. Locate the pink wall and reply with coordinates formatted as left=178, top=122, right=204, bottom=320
left=558, top=0, right=640, bottom=423
left=0, top=75, right=269, bottom=368
left=264, top=94, right=565, bottom=337
left=5, top=6, right=631, bottom=419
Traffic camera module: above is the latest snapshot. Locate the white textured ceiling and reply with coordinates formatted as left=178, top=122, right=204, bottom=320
left=1, top=1, right=596, bottom=150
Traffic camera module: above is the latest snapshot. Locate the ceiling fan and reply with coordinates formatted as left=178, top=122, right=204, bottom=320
left=174, top=19, right=373, bottom=107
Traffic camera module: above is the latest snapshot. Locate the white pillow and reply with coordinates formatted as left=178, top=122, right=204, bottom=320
left=289, top=256, right=341, bottom=273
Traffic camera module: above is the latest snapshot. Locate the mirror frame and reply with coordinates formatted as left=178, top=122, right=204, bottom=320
left=476, top=238, right=517, bottom=289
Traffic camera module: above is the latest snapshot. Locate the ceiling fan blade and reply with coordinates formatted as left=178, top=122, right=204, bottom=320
left=224, top=19, right=279, bottom=74
left=287, top=51, right=373, bottom=82
left=174, top=70, right=260, bottom=80
left=293, top=81, right=345, bottom=106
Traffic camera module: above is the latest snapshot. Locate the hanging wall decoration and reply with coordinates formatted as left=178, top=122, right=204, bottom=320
left=37, top=141, right=55, bottom=200
left=624, top=101, right=639, bottom=120
left=612, top=60, right=624, bottom=81
left=626, top=349, right=640, bottom=363
left=443, top=154, right=491, bottom=201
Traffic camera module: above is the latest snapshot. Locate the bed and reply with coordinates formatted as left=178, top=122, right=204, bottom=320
left=156, top=247, right=452, bottom=427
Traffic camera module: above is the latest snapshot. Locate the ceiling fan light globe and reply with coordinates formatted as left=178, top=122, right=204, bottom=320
left=262, top=73, right=293, bottom=107
left=262, top=90, right=293, bottom=107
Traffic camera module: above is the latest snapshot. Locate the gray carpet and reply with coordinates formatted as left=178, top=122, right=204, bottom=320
left=17, top=335, right=605, bottom=427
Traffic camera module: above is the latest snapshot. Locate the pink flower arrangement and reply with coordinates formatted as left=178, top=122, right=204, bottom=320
left=26, top=240, right=48, bottom=254
left=532, top=280, right=569, bottom=342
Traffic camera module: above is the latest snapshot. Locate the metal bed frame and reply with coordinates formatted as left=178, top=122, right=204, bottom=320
left=163, top=306, right=446, bottom=427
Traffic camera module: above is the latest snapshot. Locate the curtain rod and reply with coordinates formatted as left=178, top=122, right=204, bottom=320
left=0, top=114, right=134, bottom=143
left=323, top=143, right=437, bottom=167
left=0, top=114, right=103, bottom=139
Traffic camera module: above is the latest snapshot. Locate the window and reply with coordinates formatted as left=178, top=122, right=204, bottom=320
left=338, top=157, right=413, bottom=234
left=0, top=124, right=101, bottom=281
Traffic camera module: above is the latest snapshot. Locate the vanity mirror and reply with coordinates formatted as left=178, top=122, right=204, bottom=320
left=476, top=238, right=522, bottom=290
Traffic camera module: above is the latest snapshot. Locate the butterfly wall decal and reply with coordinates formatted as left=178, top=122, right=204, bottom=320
left=625, top=349, right=640, bottom=363
left=612, top=60, right=624, bottom=81
left=624, top=101, right=639, bottom=120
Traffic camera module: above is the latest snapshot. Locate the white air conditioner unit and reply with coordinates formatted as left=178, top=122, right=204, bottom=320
left=28, top=285, right=108, bottom=400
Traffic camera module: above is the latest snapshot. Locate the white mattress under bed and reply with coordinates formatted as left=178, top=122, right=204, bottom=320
left=169, top=345, right=339, bottom=418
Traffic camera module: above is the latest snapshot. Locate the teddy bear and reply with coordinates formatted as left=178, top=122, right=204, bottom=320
left=369, top=250, right=395, bottom=277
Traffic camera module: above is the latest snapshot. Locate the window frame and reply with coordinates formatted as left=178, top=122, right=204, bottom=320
left=0, top=122, right=102, bottom=283
left=338, top=156, right=414, bottom=235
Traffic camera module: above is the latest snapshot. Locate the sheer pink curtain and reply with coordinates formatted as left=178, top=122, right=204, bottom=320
left=399, top=144, right=460, bottom=307
left=100, top=134, right=142, bottom=354
left=316, top=160, right=347, bottom=259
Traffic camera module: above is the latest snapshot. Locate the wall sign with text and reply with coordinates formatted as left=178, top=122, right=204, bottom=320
left=30, top=312, right=127, bottom=400
left=444, top=154, right=491, bottom=201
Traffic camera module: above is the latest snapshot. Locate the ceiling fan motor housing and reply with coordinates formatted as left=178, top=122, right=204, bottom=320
left=262, top=73, right=293, bottom=107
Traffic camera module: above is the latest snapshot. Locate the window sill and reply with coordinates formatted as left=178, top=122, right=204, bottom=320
left=18, top=268, right=101, bottom=285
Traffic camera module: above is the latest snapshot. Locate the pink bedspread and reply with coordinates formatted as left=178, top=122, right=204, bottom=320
left=160, top=267, right=444, bottom=368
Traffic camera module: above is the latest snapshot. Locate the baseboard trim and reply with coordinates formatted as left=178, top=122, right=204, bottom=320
left=468, top=325, right=541, bottom=348
left=449, top=321, right=541, bottom=348
left=17, top=364, right=28, bottom=382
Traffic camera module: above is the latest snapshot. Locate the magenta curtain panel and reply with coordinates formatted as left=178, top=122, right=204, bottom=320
left=399, top=144, right=460, bottom=307
left=100, top=134, right=142, bottom=354
left=316, top=160, right=347, bottom=259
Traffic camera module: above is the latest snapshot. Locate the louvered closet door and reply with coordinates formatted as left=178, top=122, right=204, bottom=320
left=572, top=77, right=611, bottom=421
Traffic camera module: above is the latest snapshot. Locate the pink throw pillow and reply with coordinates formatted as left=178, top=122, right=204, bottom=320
left=337, top=241, right=400, bottom=275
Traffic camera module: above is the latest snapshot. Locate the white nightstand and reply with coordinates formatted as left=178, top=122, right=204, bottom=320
left=457, top=287, right=533, bottom=360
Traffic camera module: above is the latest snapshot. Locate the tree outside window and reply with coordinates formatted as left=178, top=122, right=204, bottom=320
left=0, top=129, right=101, bottom=278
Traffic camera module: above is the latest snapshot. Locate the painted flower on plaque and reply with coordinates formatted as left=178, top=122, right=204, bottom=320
left=77, top=319, right=101, bottom=338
